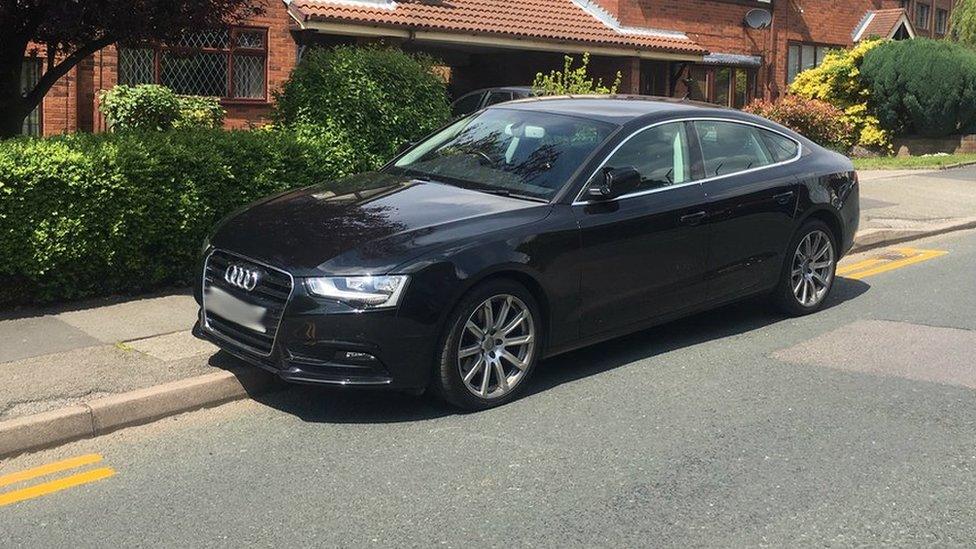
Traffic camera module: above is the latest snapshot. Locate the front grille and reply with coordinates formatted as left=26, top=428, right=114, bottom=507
left=202, top=250, right=293, bottom=356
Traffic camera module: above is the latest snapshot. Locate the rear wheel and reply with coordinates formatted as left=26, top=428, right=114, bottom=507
left=433, top=280, right=541, bottom=410
left=773, top=221, right=837, bottom=316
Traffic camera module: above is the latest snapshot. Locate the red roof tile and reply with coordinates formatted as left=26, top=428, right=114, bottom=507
left=289, top=0, right=706, bottom=55
left=855, top=8, right=913, bottom=41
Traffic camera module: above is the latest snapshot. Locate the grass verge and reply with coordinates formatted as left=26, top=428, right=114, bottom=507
left=853, top=153, right=976, bottom=171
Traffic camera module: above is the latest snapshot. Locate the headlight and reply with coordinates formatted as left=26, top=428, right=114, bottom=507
left=305, top=275, right=409, bottom=309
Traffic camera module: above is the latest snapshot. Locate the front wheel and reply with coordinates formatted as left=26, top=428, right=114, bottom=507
left=433, top=280, right=541, bottom=410
left=772, top=221, right=837, bottom=316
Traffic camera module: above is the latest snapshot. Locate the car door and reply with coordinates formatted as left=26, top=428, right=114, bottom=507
left=574, top=121, right=711, bottom=337
left=689, top=119, right=801, bottom=300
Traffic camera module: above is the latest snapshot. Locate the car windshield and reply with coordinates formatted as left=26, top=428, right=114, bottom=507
left=388, top=108, right=616, bottom=201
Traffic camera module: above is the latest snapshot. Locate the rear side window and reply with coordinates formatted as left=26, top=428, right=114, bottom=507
left=484, top=91, right=514, bottom=106
left=599, top=122, right=691, bottom=192
left=694, top=121, right=796, bottom=178
left=451, top=92, right=484, bottom=117
left=761, top=130, right=800, bottom=163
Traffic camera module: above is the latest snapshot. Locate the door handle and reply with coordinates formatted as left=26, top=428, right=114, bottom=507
left=679, top=211, right=708, bottom=226
left=773, top=191, right=795, bottom=205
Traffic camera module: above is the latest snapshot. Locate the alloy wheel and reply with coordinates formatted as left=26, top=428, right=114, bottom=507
left=791, top=229, right=834, bottom=308
left=457, top=294, right=536, bottom=399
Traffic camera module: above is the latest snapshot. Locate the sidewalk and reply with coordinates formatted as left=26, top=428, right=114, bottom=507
left=1, top=165, right=974, bottom=454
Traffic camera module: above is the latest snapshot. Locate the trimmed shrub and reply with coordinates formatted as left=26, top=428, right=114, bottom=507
left=174, top=95, right=225, bottom=130
left=532, top=53, right=621, bottom=95
left=99, top=85, right=228, bottom=131
left=789, top=39, right=892, bottom=153
left=98, top=85, right=182, bottom=131
left=744, top=95, right=854, bottom=152
left=861, top=39, right=976, bottom=137
left=0, top=128, right=369, bottom=306
left=273, top=46, right=451, bottom=164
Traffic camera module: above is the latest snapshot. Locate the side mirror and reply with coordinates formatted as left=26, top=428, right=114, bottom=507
left=587, top=166, right=641, bottom=200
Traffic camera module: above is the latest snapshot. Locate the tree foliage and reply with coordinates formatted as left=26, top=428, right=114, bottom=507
left=950, top=0, right=976, bottom=47
left=860, top=39, right=976, bottom=137
left=532, top=53, right=621, bottom=96
left=0, top=0, right=261, bottom=137
left=789, top=39, right=891, bottom=152
left=273, top=46, right=451, bottom=164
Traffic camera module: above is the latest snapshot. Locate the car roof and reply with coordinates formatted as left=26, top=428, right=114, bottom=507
left=495, top=95, right=737, bottom=124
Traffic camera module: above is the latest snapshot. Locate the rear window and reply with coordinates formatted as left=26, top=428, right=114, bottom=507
left=694, top=121, right=798, bottom=178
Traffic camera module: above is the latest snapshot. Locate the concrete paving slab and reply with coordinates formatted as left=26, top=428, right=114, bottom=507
left=0, top=316, right=100, bottom=363
left=0, top=343, right=220, bottom=422
left=859, top=166, right=976, bottom=228
left=772, top=319, right=976, bottom=389
left=56, top=294, right=198, bottom=343
left=126, top=331, right=217, bottom=362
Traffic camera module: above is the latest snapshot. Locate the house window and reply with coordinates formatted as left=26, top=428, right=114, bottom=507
left=118, top=27, right=268, bottom=100
left=21, top=59, right=42, bottom=136
left=916, top=3, right=931, bottom=30
left=685, top=65, right=756, bottom=108
left=787, top=43, right=834, bottom=84
left=935, top=8, right=949, bottom=34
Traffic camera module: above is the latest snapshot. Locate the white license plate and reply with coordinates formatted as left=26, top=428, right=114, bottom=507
left=205, top=286, right=268, bottom=333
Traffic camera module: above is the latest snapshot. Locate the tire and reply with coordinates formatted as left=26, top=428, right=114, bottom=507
left=772, top=220, right=838, bottom=316
left=433, top=279, right=542, bottom=410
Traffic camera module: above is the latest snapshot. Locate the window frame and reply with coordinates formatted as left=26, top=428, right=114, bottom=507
left=935, top=7, right=949, bottom=35
left=20, top=58, right=43, bottom=136
left=916, top=2, right=931, bottom=30
left=119, top=26, right=270, bottom=103
left=685, top=65, right=757, bottom=108
left=572, top=118, right=802, bottom=205
left=786, top=42, right=839, bottom=84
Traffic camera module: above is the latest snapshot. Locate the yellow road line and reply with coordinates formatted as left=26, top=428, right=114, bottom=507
left=0, top=467, right=115, bottom=507
left=0, top=453, right=103, bottom=489
left=836, top=257, right=887, bottom=276
left=845, top=249, right=948, bottom=280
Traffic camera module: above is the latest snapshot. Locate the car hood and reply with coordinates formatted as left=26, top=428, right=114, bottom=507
left=210, top=172, right=550, bottom=276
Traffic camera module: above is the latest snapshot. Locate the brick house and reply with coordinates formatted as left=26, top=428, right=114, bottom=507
left=20, top=0, right=956, bottom=137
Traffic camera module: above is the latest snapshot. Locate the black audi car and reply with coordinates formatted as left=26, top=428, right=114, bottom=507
left=193, top=96, right=859, bottom=410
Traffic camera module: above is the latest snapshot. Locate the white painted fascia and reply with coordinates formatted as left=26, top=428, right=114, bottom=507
left=571, top=0, right=691, bottom=40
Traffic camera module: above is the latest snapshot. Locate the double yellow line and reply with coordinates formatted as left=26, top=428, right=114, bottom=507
left=837, top=247, right=948, bottom=280
left=0, top=454, right=115, bottom=507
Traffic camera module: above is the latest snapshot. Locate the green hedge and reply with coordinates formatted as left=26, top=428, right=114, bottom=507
left=861, top=39, right=976, bottom=137
left=273, top=46, right=451, bottom=164
left=0, top=128, right=370, bottom=306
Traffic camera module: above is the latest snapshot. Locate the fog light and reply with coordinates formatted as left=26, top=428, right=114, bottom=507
left=337, top=351, right=376, bottom=363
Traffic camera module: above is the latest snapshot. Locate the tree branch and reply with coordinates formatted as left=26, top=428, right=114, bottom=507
left=24, top=34, right=115, bottom=108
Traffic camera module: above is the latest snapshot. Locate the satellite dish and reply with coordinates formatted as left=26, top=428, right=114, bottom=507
left=745, top=9, right=772, bottom=29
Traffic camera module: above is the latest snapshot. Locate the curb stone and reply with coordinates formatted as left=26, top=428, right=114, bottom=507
left=0, top=368, right=280, bottom=459
left=851, top=217, right=976, bottom=254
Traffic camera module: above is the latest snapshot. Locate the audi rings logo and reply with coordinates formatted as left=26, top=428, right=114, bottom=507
left=224, top=264, right=261, bottom=292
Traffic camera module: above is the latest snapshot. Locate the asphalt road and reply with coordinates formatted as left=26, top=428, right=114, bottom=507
left=3, top=230, right=976, bottom=547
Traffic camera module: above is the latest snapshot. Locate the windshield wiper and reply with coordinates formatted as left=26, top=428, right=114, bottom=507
left=474, top=188, right=548, bottom=203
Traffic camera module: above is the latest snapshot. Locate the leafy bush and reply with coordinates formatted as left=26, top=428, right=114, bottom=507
left=744, top=95, right=854, bottom=152
left=98, top=85, right=227, bottom=131
left=860, top=39, right=976, bottom=137
left=174, top=95, right=225, bottom=129
left=273, top=46, right=451, bottom=163
left=0, top=129, right=370, bottom=305
left=98, top=85, right=182, bottom=131
left=532, top=53, right=621, bottom=95
left=789, top=39, right=892, bottom=152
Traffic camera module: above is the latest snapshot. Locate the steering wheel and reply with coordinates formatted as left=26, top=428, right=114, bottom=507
left=466, top=150, right=495, bottom=166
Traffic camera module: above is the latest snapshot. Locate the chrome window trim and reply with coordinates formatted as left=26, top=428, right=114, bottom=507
left=571, top=117, right=803, bottom=206
left=201, top=248, right=295, bottom=357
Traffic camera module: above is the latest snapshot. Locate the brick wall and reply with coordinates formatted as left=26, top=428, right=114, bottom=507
left=37, top=0, right=297, bottom=135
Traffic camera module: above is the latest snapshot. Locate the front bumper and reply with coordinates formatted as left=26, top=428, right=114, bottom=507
left=194, top=250, right=440, bottom=390
left=193, top=309, right=437, bottom=389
